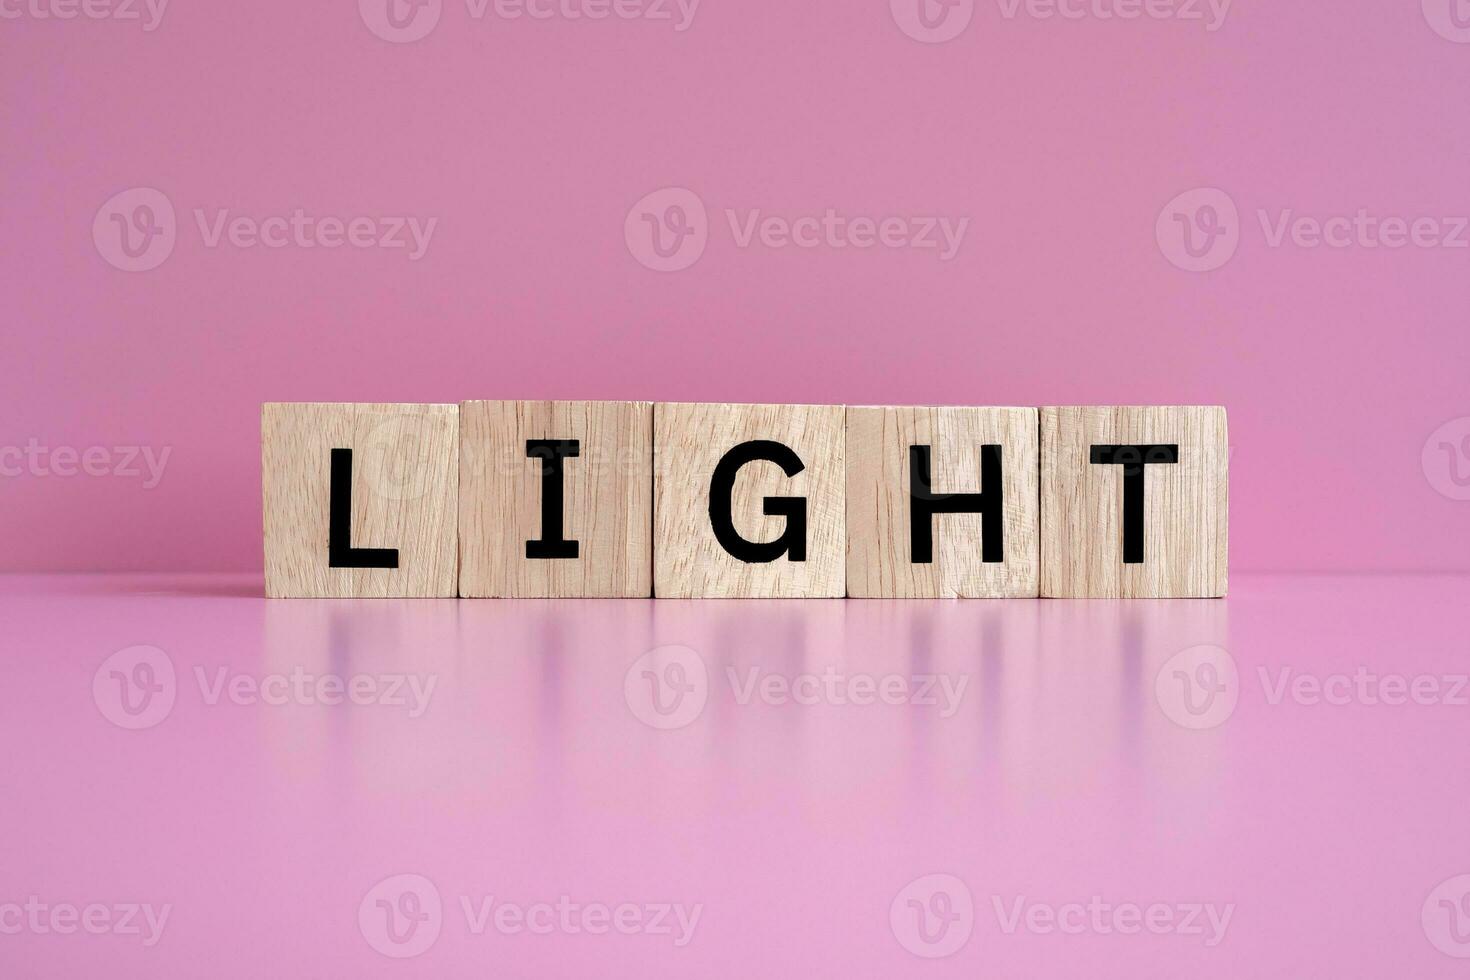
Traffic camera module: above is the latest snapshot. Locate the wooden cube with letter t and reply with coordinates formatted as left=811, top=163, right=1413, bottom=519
left=846, top=406, right=1039, bottom=597
left=458, top=400, right=653, bottom=597
left=653, top=402, right=845, bottom=598
left=261, top=403, right=459, bottom=598
left=1040, top=406, right=1228, bottom=598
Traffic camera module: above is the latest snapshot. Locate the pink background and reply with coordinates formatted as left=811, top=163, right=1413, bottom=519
left=4, top=0, right=1469, bottom=573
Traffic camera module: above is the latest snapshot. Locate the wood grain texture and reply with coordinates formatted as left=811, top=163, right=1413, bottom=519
left=262, top=402, right=459, bottom=598
left=457, top=400, right=653, bottom=598
left=846, top=406, right=1039, bottom=598
left=654, top=402, right=845, bottom=598
left=1040, top=406, right=1228, bottom=598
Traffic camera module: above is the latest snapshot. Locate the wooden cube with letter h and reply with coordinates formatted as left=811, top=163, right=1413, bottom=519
left=846, top=406, right=1039, bottom=598
left=654, top=402, right=845, bottom=598
left=458, top=400, right=653, bottom=597
left=262, top=403, right=459, bottom=597
left=1040, top=406, right=1228, bottom=598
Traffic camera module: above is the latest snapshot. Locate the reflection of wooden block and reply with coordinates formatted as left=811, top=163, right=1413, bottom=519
left=262, top=403, right=459, bottom=598
left=846, top=406, right=1039, bottom=598
left=458, top=400, right=652, bottom=598
left=1040, top=406, right=1227, bottom=598
left=654, top=402, right=845, bottom=598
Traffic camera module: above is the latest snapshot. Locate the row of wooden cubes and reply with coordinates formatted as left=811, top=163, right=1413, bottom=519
left=262, top=402, right=1228, bottom=599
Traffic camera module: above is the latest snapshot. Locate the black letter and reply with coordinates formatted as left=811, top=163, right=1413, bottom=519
left=525, top=439, right=579, bottom=560
left=909, top=444, right=1004, bottom=564
left=1089, top=444, right=1179, bottom=563
left=329, top=448, right=398, bottom=568
left=708, top=440, right=807, bottom=563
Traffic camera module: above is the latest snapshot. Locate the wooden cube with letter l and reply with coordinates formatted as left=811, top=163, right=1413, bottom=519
left=846, top=406, right=1039, bottom=598
left=458, top=400, right=653, bottom=598
left=261, top=402, right=459, bottom=597
left=653, top=402, right=845, bottom=598
left=1040, top=406, right=1228, bottom=598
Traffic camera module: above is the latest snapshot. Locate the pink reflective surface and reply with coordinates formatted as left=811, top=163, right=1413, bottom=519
left=3, top=573, right=1469, bottom=976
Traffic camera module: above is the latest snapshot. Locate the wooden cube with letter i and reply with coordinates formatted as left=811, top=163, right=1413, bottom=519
left=261, top=403, right=460, bottom=598
left=457, top=400, right=653, bottom=597
left=653, top=402, right=845, bottom=598
left=1040, top=406, right=1228, bottom=598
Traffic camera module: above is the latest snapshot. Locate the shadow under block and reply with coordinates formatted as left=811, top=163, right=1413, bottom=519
left=262, top=403, right=459, bottom=598
left=1040, top=406, right=1228, bottom=598
left=457, top=400, right=653, bottom=598
left=846, top=406, right=1040, bottom=598
left=653, top=402, right=845, bottom=598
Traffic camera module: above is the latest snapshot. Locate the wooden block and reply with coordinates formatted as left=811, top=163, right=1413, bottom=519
left=457, top=400, right=653, bottom=597
left=262, top=403, right=459, bottom=598
left=654, top=402, right=845, bottom=598
left=846, top=406, right=1039, bottom=598
left=1040, top=406, right=1227, bottom=598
